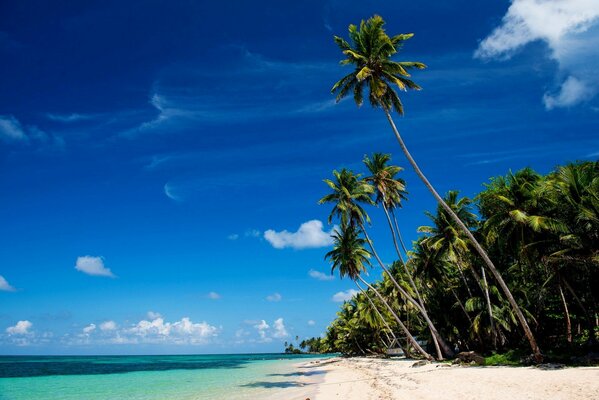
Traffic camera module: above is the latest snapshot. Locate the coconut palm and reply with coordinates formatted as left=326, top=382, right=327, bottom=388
left=325, top=224, right=432, bottom=359
left=331, top=15, right=542, bottom=361
left=320, top=168, right=449, bottom=358
left=363, top=153, right=453, bottom=356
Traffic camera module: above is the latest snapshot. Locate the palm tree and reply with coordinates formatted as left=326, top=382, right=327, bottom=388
left=364, top=153, right=453, bottom=356
left=331, top=15, right=542, bottom=361
left=419, top=191, right=498, bottom=347
left=325, top=224, right=432, bottom=359
left=320, top=168, right=449, bottom=358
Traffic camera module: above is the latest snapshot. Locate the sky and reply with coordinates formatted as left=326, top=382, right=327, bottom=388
left=0, top=0, right=598, bottom=355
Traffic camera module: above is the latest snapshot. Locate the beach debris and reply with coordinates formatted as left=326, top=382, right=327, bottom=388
left=411, top=360, right=431, bottom=368
left=453, top=351, right=485, bottom=366
left=536, top=363, right=566, bottom=370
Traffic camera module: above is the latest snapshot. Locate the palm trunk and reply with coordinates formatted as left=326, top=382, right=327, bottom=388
left=357, top=275, right=432, bottom=360
left=355, top=281, right=398, bottom=342
left=359, top=221, right=449, bottom=359
left=381, top=201, right=455, bottom=359
left=558, top=279, right=572, bottom=343
left=355, top=281, right=406, bottom=354
left=384, top=109, right=542, bottom=363
left=390, top=208, right=410, bottom=256
left=480, top=266, right=497, bottom=348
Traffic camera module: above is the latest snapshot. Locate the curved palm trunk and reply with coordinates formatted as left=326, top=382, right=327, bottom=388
left=384, top=110, right=542, bottom=363
left=357, top=275, right=432, bottom=360
left=359, top=221, right=449, bottom=359
left=355, top=281, right=398, bottom=342
left=480, top=266, right=497, bottom=348
left=381, top=201, right=455, bottom=359
left=390, top=209, right=410, bottom=256
left=355, top=281, right=407, bottom=355
left=558, top=279, right=572, bottom=343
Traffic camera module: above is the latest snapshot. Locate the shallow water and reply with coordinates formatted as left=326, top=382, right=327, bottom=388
left=0, top=354, right=326, bottom=400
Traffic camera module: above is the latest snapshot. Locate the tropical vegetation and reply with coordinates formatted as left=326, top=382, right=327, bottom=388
left=309, top=157, right=598, bottom=363
left=331, top=14, right=543, bottom=361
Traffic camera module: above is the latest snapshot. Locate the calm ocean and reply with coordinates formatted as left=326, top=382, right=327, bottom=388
left=0, top=354, right=327, bottom=400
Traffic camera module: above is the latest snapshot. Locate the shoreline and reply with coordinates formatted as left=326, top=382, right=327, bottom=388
left=274, top=357, right=599, bottom=400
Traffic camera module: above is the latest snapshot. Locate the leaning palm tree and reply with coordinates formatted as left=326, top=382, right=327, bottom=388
left=331, top=15, right=542, bottom=361
left=320, top=168, right=450, bottom=358
left=364, top=153, right=453, bottom=356
left=325, top=224, right=432, bottom=359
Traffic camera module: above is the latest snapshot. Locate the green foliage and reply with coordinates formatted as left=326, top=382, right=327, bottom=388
left=331, top=15, right=425, bottom=114
left=319, top=159, right=599, bottom=358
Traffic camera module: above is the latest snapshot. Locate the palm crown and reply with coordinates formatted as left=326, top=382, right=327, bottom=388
left=331, top=15, right=426, bottom=114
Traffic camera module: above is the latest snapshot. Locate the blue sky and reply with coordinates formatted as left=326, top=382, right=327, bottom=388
left=0, top=0, right=597, bottom=355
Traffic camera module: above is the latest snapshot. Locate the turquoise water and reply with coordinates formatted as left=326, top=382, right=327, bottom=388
left=0, top=354, right=326, bottom=400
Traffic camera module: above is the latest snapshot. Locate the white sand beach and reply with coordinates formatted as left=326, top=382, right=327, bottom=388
left=270, top=357, right=599, bottom=400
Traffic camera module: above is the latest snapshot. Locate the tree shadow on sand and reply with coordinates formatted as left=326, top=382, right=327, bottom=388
left=266, top=370, right=326, bottom=377
left=239, top=381, right=307, bottom=389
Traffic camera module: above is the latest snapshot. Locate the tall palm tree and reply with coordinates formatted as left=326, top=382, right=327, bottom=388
left=419, top=191, right=498, bottom=346
left=325, top=224, right=432, bottom=359
left=320, top=168, right=449, bottom=358
left=363, top=153, right=453, bottom=356
left=331, top=15, right=542, bottom=361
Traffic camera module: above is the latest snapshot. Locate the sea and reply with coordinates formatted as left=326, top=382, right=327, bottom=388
left=0, top=353, right=327, bottom=400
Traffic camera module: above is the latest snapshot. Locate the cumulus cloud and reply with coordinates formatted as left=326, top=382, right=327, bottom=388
left=251, top=318, right=288, bottom=341
left=307, top=320, right=316, bottom=326
left=75, top=256, right=115, bottom=278
left=266, top=292, right=282, bottom=302
left=264, top=220, right=335, bottom=250
left=253, top=320, right=270, bottom=341
left=207, top=292, right=221, bottom=300
left=82, top=324, right=96, bottom=334
left=475, top=0, right=599, bottom=108
left=308, top=269, right=335, bottom=281
left=147, top=311, right=162, bottom=320
left=127, top=317, right=218, bottom=344
left=272, top=318, right=288, bottom=339
left=100, top=320, right=117, bottom=331
left=0, top=275, right=16, bottom=292
left=69, top=315, right=218, bottom=346
left=332, top=289, right=359, bottom=303
left=6, top=320, right=32, bottom=335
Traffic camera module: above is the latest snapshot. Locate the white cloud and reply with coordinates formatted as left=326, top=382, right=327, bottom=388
left=308, top=269, right=334, bottom=281
left=0, top=115, right=27, bottom=141
left=147, top=311, right=162, bottom=320
left=6, top=320, right=32, bottom=335
left=100, top=320, right=117, bottom=331
left=266, top=292, right=282, bottom=302
left=272, top=318, right=288, bottom=339
left=227, top=234, right=239, bottom=240
left=0, top=275, right=16, bottom=292
left=307, top=320, right=316, bottom=326
left=264, top=220, right=336, bottom=250
left=127, top=317, right=218, bottom=344
left=253, top=320, right=270, bottom=340
left=207, top=292, right=221, bottom=300
left=164, top=183, right=182, bottom=202
left=82, top=324, right=96, bottom=334
left=46, top=113, right=96, bottom=123
left=476, top=0, right=599, bottom=108
left=75, top=256, right=115, bottom=278
left=245, top=229, right=261, bottom=238
left=332, top=289, right=359, bottom=303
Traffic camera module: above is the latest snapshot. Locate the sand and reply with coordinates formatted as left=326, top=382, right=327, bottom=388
left=267, top=357, right=599, bottom=400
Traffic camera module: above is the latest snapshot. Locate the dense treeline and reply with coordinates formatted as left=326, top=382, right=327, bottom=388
left=306, top=159, right=598, bottom=361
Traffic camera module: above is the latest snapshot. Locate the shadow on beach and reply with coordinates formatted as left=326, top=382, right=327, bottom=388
left=239, top=380, right=308, bottom=389
left=267, top=370, right=326, bottom=377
